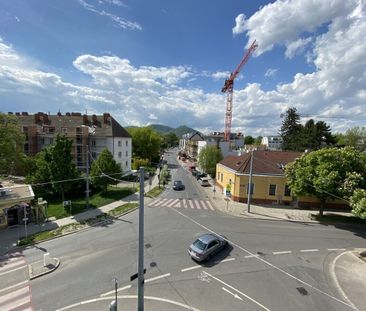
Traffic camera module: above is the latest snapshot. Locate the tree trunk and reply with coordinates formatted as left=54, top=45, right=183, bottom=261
left=319, top=200, right=325, bottom=217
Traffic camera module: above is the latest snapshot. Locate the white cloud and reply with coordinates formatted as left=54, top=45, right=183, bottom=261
left=78, top=0, right=141, bottom=30
left=264, top=68, right=277, bottom=78
left=232, top=13, right=246, bottom=35
left=285, top=37, right=313, bottom=59
left=98, top=0, right=127, bottom=7
left=211, top=71, right=230, bottom=80
left=233, top=0, right=357, bottom=55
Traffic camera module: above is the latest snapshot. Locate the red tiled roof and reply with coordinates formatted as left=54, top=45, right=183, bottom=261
left=219, top=150, right=302, bottom=175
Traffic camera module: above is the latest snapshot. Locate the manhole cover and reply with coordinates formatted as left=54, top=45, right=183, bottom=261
left=145, top=243, right=151, bottom=248
left=296, top=287, right=308, bottom=296
left=150, top=262, right=157, bottom=267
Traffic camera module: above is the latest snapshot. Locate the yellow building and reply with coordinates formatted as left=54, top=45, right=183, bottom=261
left=216, top=150, right=347, bottom=208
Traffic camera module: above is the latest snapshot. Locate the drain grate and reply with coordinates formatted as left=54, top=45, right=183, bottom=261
left=296, top=287, right=309, bottom=296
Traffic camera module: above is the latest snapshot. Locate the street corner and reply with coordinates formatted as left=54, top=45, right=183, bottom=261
left=330, top=249, right=366, bottom=311
left=29, top=255, right=60, bottom=280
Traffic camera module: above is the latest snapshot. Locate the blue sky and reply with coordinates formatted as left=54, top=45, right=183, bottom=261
left=0, top=0, right=365, bottom=136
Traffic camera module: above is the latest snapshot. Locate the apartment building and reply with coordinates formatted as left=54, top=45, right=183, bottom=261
left=261, top=136, right=283, bottom=151
left=13, top=112, right=132, bottom=172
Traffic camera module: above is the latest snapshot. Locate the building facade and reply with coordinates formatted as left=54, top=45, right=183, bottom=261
left=261, top=136, right=283, bottom=151
left=216, top=150, right=348, bottom=209
left=14, top=112, right=132, bottom=172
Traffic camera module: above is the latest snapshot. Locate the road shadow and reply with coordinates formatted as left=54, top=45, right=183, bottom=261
left=199, top=244, right=234, bottom=268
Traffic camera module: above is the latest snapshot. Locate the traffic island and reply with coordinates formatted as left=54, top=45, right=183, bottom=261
left=29, top=254, right=60, bottom=280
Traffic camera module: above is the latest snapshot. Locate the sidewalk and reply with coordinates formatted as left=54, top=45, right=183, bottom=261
left=0, top=171, right=161, bottom=256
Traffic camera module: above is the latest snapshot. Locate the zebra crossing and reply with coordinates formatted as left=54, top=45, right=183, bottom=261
left=148, top=198, right=215, bottom=211
left=0, top=252, right=33, bottom=311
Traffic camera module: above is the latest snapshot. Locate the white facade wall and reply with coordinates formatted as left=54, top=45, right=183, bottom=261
left=108, top=137, right=132, bottom=172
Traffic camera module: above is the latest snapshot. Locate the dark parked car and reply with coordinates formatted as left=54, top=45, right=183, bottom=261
left=191, top=169, right=199, bottom=177
left=195, top=172, right=207, bottom=180
left=173, top=180, right=184, bottom=190
left=188, top=233, right=228, bottom=262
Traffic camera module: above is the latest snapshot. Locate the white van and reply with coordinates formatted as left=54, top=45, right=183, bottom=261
left=199, top=178, right=210, bottom=187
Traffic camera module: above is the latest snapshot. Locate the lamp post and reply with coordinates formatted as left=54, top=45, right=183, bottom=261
left=138, top=167, right=145, bottom=311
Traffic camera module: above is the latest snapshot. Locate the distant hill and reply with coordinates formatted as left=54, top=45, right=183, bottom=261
left=148, top=124, right=174, bottom=134
left=126, top=124, right=200, bottom=137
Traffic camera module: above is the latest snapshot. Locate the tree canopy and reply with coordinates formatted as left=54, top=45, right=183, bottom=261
left=44, top=135, right=79, bottom=201
left=335, top=127, right=366, bottom=152
left=90, top=148, right=122, bottom=192
left=198, top=145, right=223, bottom=177
left=0, top=113, right=25, bottom=175
left=161, top=132, right=179, bottom=149
left=128, top=127, right=161, bottom=164
left=280, top=107, right=335, bottom=151
left=244, top=136, right=255, bottom=145
left=285, top=147, right=366, bottom=216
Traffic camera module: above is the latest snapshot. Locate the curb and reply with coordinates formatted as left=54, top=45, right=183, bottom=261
left=28, top=257, right=60, bottom=280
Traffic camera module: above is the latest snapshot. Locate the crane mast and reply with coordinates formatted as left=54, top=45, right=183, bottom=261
left=222, top=40, right=258, bottom=142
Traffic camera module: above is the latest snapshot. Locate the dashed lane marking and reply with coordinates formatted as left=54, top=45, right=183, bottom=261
left=272, top=251, right=292, bottom=255
left=100, top=285, right=131, bottom=297
left=181, top=265, right=201, bottom=272
left=328, top=248, right=346, bottom=251
left=300, top=249, right=319, bottom=253
left=145, top=273, right=171, bottom=283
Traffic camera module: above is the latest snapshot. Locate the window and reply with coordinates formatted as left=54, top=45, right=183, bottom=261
left=126, top=161, right=128, bottom=167
left=61, top=127, right=67, bottom=133
left=118, top=140, right=121, bottom=147
left=269, top=184, right=276, bottom=196
left=284, top=185, right=291, bottom=197
left=208, top=240, right=218, bottom=249
left=118, top=152, right=122, bottom=158
left=220, top=173, right=223, bottom=182
left=126, top=151, right=128, bottom=157
left=126, top=140, right=128, bottom=146
left=247, top=183, right=254, bottom=194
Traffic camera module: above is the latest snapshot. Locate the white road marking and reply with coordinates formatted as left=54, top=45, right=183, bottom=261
left=0, top=286, right=29, bottom=304
left=2, top=295, right=31, bottom=311
left=188, top=200, right=195, bottom=209
left=193, top=200, right=201, bottom=209
left=300, top=249, right=319, bottom=253
left=204, top=271, right=270, bottom=310
left=167, top=199, right=179, bottom=207
left=245, top=254, right=259, bottom=258
left=206, top=200, right=215, bottom=210
left=172, top=208, right=358, bottom=310
left=100, top=285, right=131, bottom=297
left=222, top=287, right=243, bottom=301
left=0, top=264, right=27, bottom=276
left=0, top=258, right=25, bottom=271
left=0, top=280, right=28, bottom=294
left=328, top=248, right=346, bottom=251
left=199, top=200, right=208, bottom=210
left=57, top=295, right=201, bottom=311
left=272, top=251, right=292, bottom=255
left=220, top=257, right=235, bottom=263
left=183, top=200, right=188, bottom=208
left=181, top=265, right=201, bottom=272
left=0, top=286, right=31, bottom=310
left=145, top=273, right=171, bottom=283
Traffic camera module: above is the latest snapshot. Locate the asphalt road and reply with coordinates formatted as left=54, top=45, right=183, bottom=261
left=2, top=149, right=365, bottom=310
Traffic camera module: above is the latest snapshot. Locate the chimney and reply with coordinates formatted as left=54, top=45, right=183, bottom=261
left=71, top=112, right=81, bottom=116
left=15, top=112, right=20, bottom=116
left=103, top=113, right=111, bottom=124
left=57, top=111, right=62, bottom=116
left=21, top=112, right=28, bottom=116
left=66, top=112, right=71, bottom=116
left=43, top=114, right=49, bottom=124
left=83, top=114, right=88, bottom=125
left=34, top=113, right=41, bottom=123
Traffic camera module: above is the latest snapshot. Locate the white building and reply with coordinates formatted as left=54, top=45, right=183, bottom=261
left=261, top=136, right=283, bottom=151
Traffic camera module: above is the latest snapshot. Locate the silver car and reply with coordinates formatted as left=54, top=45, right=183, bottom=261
left=188, top=233, right=228, bottom=262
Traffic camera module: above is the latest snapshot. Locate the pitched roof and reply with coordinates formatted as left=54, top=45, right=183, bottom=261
left=219, top=150, right=302, bottom=175
left=15, top=113, right=131, bottom=138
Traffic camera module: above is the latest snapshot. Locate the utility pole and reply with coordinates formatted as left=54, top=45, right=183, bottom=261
left=86, top=145, right=90, bottom=209
left=138, top=167, right=145, bottom=311
left=247, top=150, right=254, bottom=213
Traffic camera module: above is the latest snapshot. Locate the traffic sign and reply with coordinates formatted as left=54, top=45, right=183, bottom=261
left=130, top=268, right=146, bottom=281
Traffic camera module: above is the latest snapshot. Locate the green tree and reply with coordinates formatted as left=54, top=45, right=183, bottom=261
left=90, top=148, right=122, bottom=192
left=336, top=127, right=366, bottom=152
left=128, top=127, right=161, bottom=164
left=132, top=157, right=149, bottom=170
left=285, top=147, right=366, bottom=216
left=254, top=136, right=263, bottom=145
left=302, top=119, right=335, bottom=150
left=0, top=113, right=25, bottom=175
left=161, top=132, right=179, bottom=149
left=44, top=135, right=79, bottom=201
left=350, top=189, right=366, bottom=219
left=198, top=145, right=223, bottom=177
left=244, top=136, right=254, bottom=145
left=279, top=107, right=303, bottom=151
left=26, top=151, right=53, bottom=197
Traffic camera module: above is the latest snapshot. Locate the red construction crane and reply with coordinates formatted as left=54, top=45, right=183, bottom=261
left=221, top=40, right=258, bottom=141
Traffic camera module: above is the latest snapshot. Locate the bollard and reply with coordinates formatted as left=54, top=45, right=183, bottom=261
left=43, top=253, right=50, bottom=267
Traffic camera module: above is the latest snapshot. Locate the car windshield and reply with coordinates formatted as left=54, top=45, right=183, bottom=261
left=174, top=181, right=182, bottom=186
left=193, top=239, right=207, bottom=250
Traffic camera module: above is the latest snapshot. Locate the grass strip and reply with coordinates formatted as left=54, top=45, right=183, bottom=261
left=18, top=203, right=138, bottom=246
left=145, top=186, right=165, bottom=198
